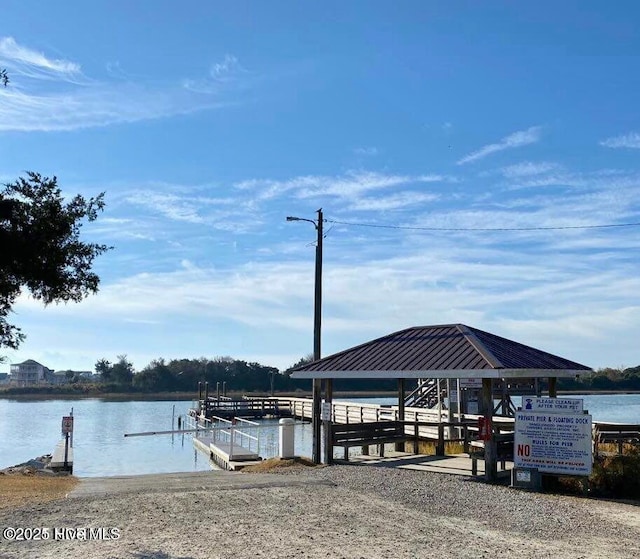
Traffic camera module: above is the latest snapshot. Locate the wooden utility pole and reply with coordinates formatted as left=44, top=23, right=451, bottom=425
left=287, top=209, right=325, bottom=464
left=314, top=209, right=325, bottom=465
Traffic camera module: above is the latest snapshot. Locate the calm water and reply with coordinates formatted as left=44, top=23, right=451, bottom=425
left=1, top=394, right=638, bottom=477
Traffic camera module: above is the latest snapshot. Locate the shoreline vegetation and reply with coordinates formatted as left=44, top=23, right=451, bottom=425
left=1, top=388, right=640, bottom=401
left=2, top=355, right=640, bottom=400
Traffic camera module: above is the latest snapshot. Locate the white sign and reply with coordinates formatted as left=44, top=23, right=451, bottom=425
left=522, top=397, right=584, bottom=413
left=61, top=416, right=74, bottom=434
left=514, top=411, right=592, bottom=476
left=320, top=402, right=332, bottom=421
left=460, top=378, right=482, bottom=389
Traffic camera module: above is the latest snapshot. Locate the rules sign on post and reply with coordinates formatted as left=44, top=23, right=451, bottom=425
left=514, top=409, right=592, bottom=476
left=61, top=416, right=74, bottom=434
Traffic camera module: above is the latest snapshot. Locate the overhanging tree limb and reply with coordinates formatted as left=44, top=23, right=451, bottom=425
left=0, top=172, right=111, bottom=349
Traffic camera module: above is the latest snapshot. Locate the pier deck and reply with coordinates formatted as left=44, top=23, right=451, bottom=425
left=346, top=450, right=512, bottom=478
left=50, top=439, right=73, bottom=473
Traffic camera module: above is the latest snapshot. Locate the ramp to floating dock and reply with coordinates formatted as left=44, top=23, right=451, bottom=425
left=210, top=439, right=260, bottom=462
left=190, top=415, right=263, bottom=471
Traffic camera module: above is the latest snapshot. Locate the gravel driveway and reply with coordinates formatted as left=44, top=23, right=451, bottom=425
left=0, top=465, right=638, bottom=559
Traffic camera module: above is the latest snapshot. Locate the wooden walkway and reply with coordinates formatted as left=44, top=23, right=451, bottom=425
left=347, top=450, right=513, bottom=478
left=50, top=439, right=73, bottom=473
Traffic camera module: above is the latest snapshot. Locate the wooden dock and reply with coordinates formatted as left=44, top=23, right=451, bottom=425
left=50, top=439, right=73, bottom=473
left=195, top=396, right=294, bottom=420
left=188, top=396, right=640, bottom=477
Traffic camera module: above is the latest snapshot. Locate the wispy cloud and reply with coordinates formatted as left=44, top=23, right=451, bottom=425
left=348, top=192, right=439, bottom=211
left=500, top=161, right=560, bottom=178
left=600, top=132, right=640, bottom=149
left=0, top=37, right=244, bottom=131
left=123, top=189, right=240, bottom=225
left=210, top=54, right=244, bottom=80
left=457, top=126, right=542, bottom=165
left=235, top=171, right=453, bottom=202
left=124, top=192, right=205, bottom=224
left=0, top=36, right=80, bottom=79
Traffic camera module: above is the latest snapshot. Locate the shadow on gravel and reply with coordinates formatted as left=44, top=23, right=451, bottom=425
left=133, top=551, right=196, bottom=559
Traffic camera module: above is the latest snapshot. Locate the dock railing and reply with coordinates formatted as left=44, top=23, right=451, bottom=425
left=209, top=415, right=260, bottom=459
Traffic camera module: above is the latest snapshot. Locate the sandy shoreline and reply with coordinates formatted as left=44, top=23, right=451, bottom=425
left=1, top=466, right=639, bottom=559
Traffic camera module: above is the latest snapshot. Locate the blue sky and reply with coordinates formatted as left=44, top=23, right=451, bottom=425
left=1, top=1, right=640, bottom=373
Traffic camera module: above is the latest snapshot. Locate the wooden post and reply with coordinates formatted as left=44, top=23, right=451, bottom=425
left=396, top=378, right=405, bottom=452
left=446, top=378, right=455, bottom=440
left=436, top=423, right=445, bottom=456
left=312, top=378, right=322, bottom=464
left=64, top=432, right=69, bottom=470
left=482, top=377, right=497, bottom=482
left=548, top=377, right=557, bottom=397
left=463, top=424, right=469, bottom=454
left=323, top=378, right=333, bottom=465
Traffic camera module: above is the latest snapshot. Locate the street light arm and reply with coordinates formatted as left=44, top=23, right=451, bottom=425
left=286, top=216, right=318, bottom=228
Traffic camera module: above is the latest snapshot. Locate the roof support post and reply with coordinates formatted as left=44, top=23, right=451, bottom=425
left=446, top=378, right=455, bottom=440
left=482, top=377, right=497, bottom=482
left=548, top=376, right=557, bottom=397
left=323, top=379, right=333, bottom=465
left=312, top=378, right=322, bottom=463
left=396, top=378, right=405, bottom=452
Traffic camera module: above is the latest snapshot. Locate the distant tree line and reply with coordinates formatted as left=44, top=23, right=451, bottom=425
left=87, top=354, right=397, bottom=394
left=89, top=358, right=640, bottom=394
left=557, top=366, right=640, bottom=392
left=3, top=354, right=640, bottom=396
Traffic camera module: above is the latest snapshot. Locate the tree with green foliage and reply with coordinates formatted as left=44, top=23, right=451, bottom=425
left=0, top=173, right=110, bottom=350
left=95, top=358, right=112, bottom=381
left=94, top=355, right=134, bottom=386
left=111, top=355, right=135, bottom=385
left=133, top=358, right=174, bottom=391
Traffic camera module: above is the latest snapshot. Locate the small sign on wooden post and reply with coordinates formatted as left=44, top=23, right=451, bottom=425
left=61, top=416, right=74, bottom=434
left=61, top=415, right=74, bottom=470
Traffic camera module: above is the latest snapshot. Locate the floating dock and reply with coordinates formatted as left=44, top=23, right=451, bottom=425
left=193, top=434, right=262, bottom=471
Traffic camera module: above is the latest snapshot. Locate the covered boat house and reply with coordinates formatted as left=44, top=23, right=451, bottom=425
left=290, top=323, right=592, bottom=481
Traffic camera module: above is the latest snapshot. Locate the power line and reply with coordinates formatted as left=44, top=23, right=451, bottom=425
left=325, top=218, right=640, bottom=232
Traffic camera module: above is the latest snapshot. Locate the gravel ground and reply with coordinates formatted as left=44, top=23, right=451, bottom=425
left=0, top=464, right=638, bottom=559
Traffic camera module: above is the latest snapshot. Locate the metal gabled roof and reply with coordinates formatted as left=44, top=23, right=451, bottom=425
left=290, top=323, right=592, bottom=379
